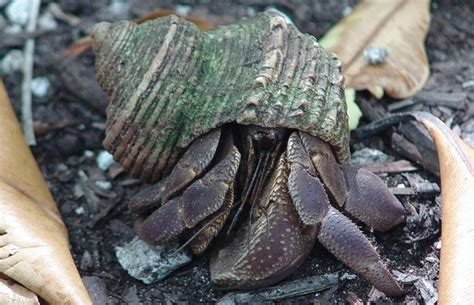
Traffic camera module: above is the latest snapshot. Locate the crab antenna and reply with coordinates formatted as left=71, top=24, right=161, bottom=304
left=226, top=155, right=265, bottom=235
left=171, top=211, right=224, bottom=256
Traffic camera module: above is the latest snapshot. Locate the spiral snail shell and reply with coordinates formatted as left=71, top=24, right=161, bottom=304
left=91, top=12, right=349, bottom=183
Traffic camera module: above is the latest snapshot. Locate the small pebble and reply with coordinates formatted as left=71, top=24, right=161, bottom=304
left=75, top=206, right=85, bottom=215
left=351, top=148, right=389, bottom=165
left=5, top=0, right=30, bottom=26
left=397, top=183, right=406, bottom=188
left=176, top=4, right=192, bottom=16
left=462, top=80, right=474, bottom=88
left=38, top=11, right=58, bottom=30
left=363, top=47, right=388, bottom=65
left=95, top=180, right=112, bottom=191
left=31, top=76, right=50, bottom=97
left=84, top=150, right=95, bottom=158
left=96, top=150, right=114, bottom=171
left=342, top=6, right=353, bottom=16
left=1, top=49, right=23, bottom=74
left=115, top=236, right=192, bottom=284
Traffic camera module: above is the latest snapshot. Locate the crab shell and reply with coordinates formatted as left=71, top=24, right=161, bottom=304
left=92, top=12, right=349, bottom=183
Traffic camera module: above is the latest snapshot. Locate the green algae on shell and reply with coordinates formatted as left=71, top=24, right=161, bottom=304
left=92, top=12, right=349, bottom=183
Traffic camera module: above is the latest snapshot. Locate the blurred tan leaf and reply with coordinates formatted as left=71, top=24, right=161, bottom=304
left=0, top=81, right=92, bottom=305
left=416, top=113, right=474, bottom=304
left=0, top=277, right=39, bottom=305
left=320, top=0, right=431, bottom=99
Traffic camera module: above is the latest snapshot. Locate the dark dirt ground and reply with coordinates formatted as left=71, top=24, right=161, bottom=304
left=1, top=0, right=474, bottom=304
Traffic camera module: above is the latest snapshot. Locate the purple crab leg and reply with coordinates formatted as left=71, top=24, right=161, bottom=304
left=318, top=207, right=404, bottom=296
left=134, top=143, right=240, bottom=244
left=129, top=128, right=222, bottom=214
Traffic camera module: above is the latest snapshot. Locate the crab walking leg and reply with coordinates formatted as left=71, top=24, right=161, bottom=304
left=318, top=207, right=404, bottom=296
left=134, top=143, right=240, bottom=244
left=287, top=132, right=329, bottom=225
left=341, top=166, right=406, bottom=232
left=188, top=186, right=235, bottom=254
left=129, top=128, right=222, bottom=214
left=299, top=132, right=405, bottom=232
left=210, top=153, right=318, bottom=289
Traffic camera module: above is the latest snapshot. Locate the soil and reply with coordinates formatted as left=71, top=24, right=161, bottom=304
left=1, top=0, right=473, bottom=304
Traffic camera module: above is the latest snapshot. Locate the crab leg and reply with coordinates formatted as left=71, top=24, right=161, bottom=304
left=134, top=140, right=240, bottom=244
left=318, top=207, right=404, bottom=296
left=298, top=132, right=406, bottom=232
left=129, top=128, right=222, bottom=214
left=288, top=132, right=403, bottom=296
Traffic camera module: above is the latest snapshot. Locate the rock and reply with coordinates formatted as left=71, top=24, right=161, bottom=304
left=5, top=0, right=30, bottom=26
left=1, top=49, right=23, bottom=75
left=82, top=276, right=109, bottom=305
left=38, top=11, right=58, bottom=30
left=96, top=150, right=114, bottom=171
left=115, top=236, right=192, bottom=284
left=31, top=76, right=50, bottom=97
left=351, top=148, right=390, bottom=165
left=94, top=180, right=112, bottom=191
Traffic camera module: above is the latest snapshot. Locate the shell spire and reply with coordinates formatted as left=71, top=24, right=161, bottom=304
left=92, top=12, right=349, bottom=183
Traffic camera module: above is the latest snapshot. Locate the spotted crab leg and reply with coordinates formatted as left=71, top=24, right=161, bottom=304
left=133, top=132, right=241, bottom=245
left=288, top=132, right=403, bottom=296
left=210, top=152, right=319, bottom=289
left=129, top=128, right=222, bottom=214
left=298, top=132, right=406, bottom=232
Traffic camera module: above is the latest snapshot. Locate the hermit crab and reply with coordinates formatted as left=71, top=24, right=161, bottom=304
left=92, top=12, right=406, bottom=296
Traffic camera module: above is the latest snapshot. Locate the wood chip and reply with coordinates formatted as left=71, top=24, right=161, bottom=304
left=216, top=273, right=338, bottom=305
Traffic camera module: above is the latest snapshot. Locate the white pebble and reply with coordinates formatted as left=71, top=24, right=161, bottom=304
left=31, top=76, right=50, bottom=97
left=363, top=47, right=388, bottom=65
left=1, top=49, right=24, bottom=74
left=95, top=180, right=112, bottom=191
left=96, top=150, right=114, bottom=171
left=116, top=237, right=192, bottom=284
left=176, top=4, right=192, bottom=16
left=38, top=11, right=58, bottom=31
left=397, top=183, right=406, bottom=189
left=75, top=206, right=85, bottom=215
left=5, top=0, right=30, bottom=26
left=84, top=150, right=95, bottom=158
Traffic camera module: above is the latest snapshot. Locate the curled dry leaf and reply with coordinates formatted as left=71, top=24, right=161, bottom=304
left=416, top=113, right=474, bottom=304
left=0, top=81, right=92, bottom=304
left=320, top=0, right=431, bottom=99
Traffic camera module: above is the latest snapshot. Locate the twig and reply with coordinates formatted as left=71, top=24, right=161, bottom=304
left=216, top=273, right=339, bottom=305
left=360, top=160, right=418, bottom=174
left=21, top=0, right=41, bottom=146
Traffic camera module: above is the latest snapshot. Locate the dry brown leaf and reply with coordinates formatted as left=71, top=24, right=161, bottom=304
left=0, top=81, right=92, bottom=305
left=320, top=0, right=431, bottom=98
left=0, top=277, right=39, bottom=305
left=416, top=113, right=474, bottom=304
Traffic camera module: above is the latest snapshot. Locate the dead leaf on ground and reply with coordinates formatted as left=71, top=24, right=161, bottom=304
left=320, top=0, right=431, bottom=99
left=416, top=112, right=474, bottom=304
left=0, top=81, right=92, bottom=304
